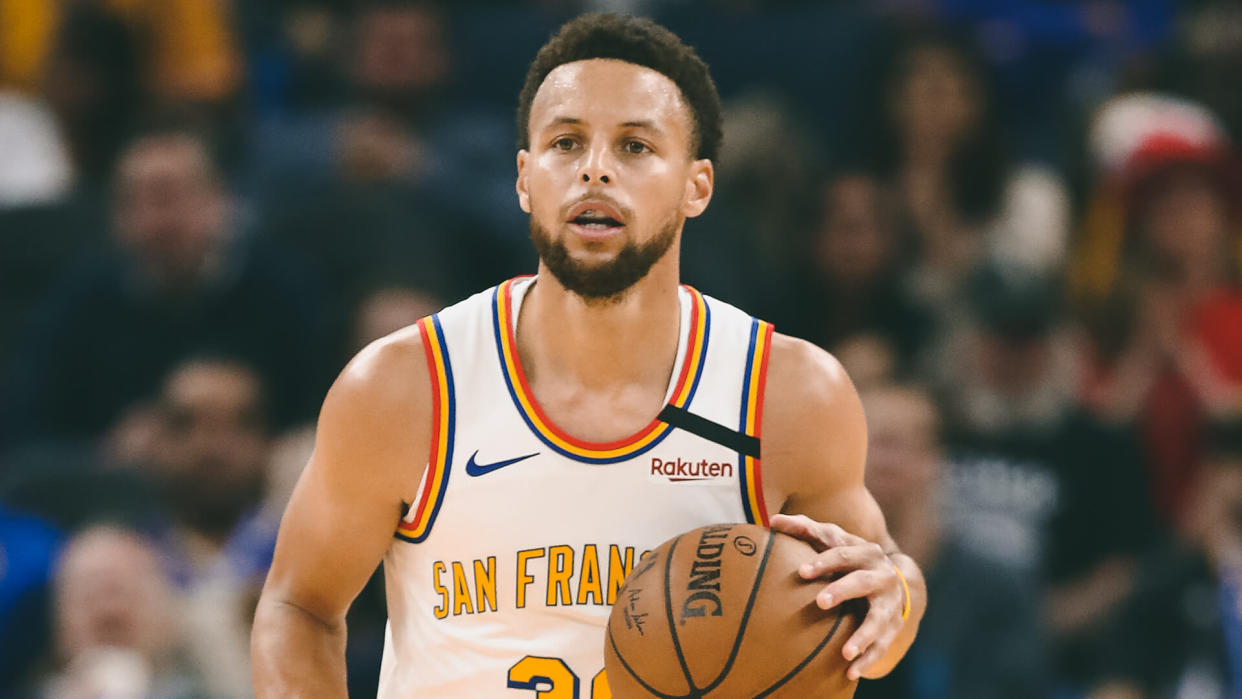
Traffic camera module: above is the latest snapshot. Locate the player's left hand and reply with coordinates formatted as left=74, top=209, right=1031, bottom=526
left=769, top=513, right=907, bottom=681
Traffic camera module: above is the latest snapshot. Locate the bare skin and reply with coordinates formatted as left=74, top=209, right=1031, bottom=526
left=252, top=58, right=925, bottom=696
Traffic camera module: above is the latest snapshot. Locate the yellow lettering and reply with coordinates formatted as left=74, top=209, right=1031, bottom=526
left=452, top=561, right=474, bottom=615
left=432, top=561, right=449, bottom=619
left=592, top=668, right=612, bottom=698
left=576, top=544, right=603, bottom=605
left=606, top=546, right=635, bottom=605
left=516, top=548, right=544, bottom=609
left=474, top=557, right=497, bottom=613
left=508, top=656, right=577, bottom=698
left=547, top=545, right=574, bottom=606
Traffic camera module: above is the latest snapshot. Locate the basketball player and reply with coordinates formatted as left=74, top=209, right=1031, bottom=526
left=252, top=14, right=925, bottom=697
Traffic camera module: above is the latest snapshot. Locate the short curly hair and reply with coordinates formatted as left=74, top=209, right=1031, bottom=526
left=516, top=14, right=723, bottom=163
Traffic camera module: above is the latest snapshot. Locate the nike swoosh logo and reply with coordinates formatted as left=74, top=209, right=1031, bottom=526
left=465, top=451, right=539, bottom=476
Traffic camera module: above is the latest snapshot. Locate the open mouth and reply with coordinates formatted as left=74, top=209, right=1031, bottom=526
left=570, top=213, right=623, bottom=229
left=566, top=202, right=626, bottom=239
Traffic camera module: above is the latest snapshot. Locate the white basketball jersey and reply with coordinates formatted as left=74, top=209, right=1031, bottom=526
left=377, top=276, right=774, bottom=698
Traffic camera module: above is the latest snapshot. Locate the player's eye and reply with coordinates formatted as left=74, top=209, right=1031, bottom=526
left=623, top=140, right=650, bottom=154
left=553, top=137, right=577, bottom=151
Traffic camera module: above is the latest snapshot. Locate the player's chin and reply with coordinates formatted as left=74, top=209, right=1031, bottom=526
left=559, top=233, right=627, bottom=260
left=563, top=247, right=624, bottom=272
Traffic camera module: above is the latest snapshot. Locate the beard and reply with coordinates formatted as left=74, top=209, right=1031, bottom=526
left=158, top=467, right=265, bottom=542
left=530, top=215, right=679, bottom=303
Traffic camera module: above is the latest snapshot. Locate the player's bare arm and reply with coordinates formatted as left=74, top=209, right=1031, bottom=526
left=761, top=334, right=927, bottom=681
left=251, top=326, right=432, bottom=697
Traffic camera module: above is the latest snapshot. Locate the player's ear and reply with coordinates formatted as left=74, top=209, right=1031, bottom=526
left=516, top=150, right=532, bottom=214
left=681, top=159, right=714, bottom=219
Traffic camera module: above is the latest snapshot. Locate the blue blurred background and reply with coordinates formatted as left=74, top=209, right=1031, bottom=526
left=1, top=1, right=1241, bottom=697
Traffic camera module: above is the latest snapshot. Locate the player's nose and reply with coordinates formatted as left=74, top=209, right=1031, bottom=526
left=578, top=142, right=616, bottom=185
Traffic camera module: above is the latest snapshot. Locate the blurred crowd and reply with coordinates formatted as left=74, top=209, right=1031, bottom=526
left=0, top=1, right=1241, bottom=698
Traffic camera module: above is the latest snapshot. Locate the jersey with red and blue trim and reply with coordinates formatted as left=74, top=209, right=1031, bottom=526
left=378, top=276, right=773, bottom=698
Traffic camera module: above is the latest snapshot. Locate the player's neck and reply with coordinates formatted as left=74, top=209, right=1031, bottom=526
left=519, top=258, right=682, bottom=392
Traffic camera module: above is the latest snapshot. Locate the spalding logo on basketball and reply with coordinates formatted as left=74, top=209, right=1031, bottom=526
left=604, top=523, right=862, bottom=698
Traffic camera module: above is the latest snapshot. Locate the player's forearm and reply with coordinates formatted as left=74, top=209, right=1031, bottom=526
left=863, top=552, right=927, bottom=679
left=251, top=597, right=349, bottom=698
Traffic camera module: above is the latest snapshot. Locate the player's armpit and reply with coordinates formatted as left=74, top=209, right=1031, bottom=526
left=252, top=325, right=433, bottom=697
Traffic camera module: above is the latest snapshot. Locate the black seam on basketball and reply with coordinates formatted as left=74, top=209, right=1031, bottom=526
left=663, top=534, right=701, bottom=695
left=608, top=624, right=692, bottom=699
left=751, top=606, right=851, bottom=698
left=698, top=529, right=777, bottom=694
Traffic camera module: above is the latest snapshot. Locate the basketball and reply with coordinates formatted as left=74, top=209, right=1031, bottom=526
left=604, top=523, right=862, bottom=698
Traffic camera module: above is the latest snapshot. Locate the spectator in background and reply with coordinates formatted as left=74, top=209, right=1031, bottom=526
left=681, top=91, right=824, bottom=316
left=0, top=0, right=241, bottom=104
left=1095, top=421, right=1242, bottom=698
left=35, top=525, right=207, bottom=699
left=877, top=0, right=1176, bottom=158
left=4, top=0, right=241, bottom=188
left=253, top=0, right=524, bottom=322
left=0, top=5, right=136, bottom=372
left=938, top=263, right=1156, bottom=691
left=939, top=264, right=1079, bottom=442
left=0, top=445, right=168, bottom=689
left=145, top=356, right=276, bottom=570
left=792, top=171, right=931, bottom=375
left=139, top=356, right=279, bottom=699
left=39, top=3, right=143, bottom=188
left=856, top=383, right=1049, bottom=699
left=1078, top=96, right=1242, bottom=530
left=860, top=27, right=1070, bottom=332
left=867, top=27, right=1004, bottom=300
left=0, top=123, right=329, bottom=454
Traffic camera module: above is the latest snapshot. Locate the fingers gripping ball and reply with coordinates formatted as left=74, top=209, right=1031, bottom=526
left=604, top=523, right=862, bottom=698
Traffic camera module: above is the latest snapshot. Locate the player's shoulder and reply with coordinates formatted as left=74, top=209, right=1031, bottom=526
left=307, top=322, right=438, bottom=502
left=766, top=332, right=856, bottom=415
left=761, top=332, right=868, bottom=493
left=327, top=280, right=497, bottom=412
left=321, top=322, right=433, bottom=434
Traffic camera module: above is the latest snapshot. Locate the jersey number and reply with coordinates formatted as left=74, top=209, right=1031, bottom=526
left=506, top=656, right=610, bottom=698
